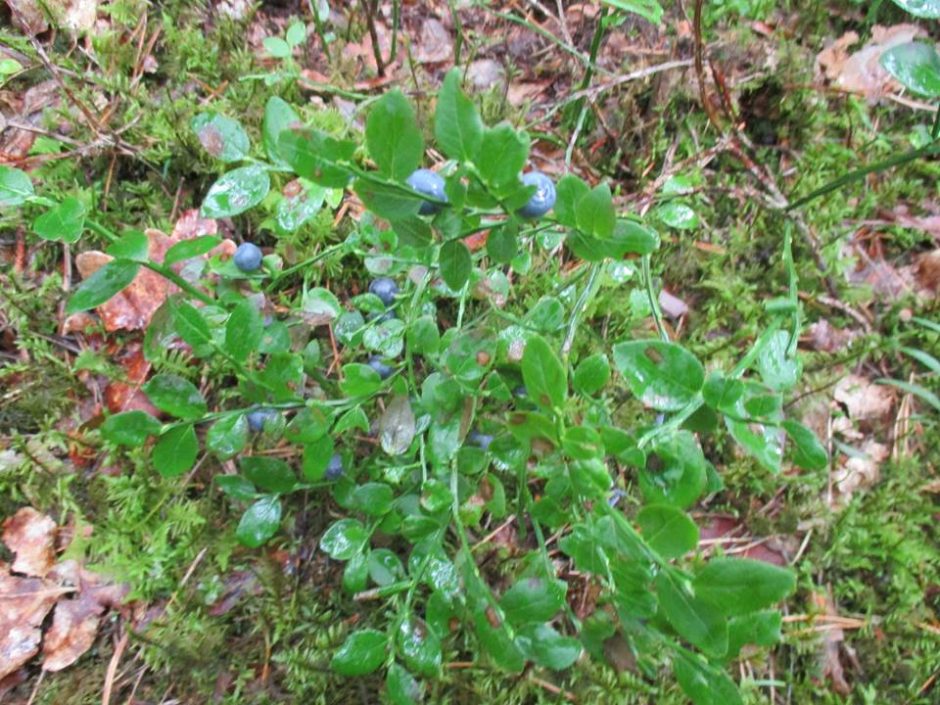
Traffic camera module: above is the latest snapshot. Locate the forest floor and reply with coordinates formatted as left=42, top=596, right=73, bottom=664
left=0, top=1, right=938, bottom=704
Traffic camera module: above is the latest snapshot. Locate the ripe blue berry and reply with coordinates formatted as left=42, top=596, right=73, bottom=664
left=233, top=242, right=263, bottom=272
left=516, top=172, right=556, bottom=220
left=369, top=277, right=399, bottom=307
left=247, top=408, right=277, bottom=432
left=406, top=168, right=448, bottom=215
left=325, top=453, right=344, bottom=480
left=367, top=356, right=394, bottom=380
left=468, top=430, right=494, bottom=450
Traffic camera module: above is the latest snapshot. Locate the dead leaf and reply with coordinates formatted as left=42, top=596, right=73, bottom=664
left=5, top=0, right=49, bottom=35
left=659, top=289, right=689, bottom=319
left=914, top=249, right=940, bottom=294
left=467, top=59, right=504, bottom=91
left=414, top=18, right=453, bottom=64
left=0, top=572, right=60, bottom=679
left=812, top=590, right=852, bottom=695
left=818, top=25, right=927, bottom=102
left=103, top=342, right=158, bottom=415
left=805, top=320, right=857, bottom=353
left=833, top=374, right=894, bottom=421
left=833, top=440, right=889, bottom=498
left=2, top=507, right=57, bottom=578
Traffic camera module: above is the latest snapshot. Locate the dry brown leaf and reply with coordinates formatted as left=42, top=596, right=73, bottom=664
left=103, top=342, right=158, bottom=416
left=805, top=320, right=857, bottom=353
left=0, top=572, right=61, bottom=679
left=5, top=0, right=49, bottom=35
left=2, top=507, right=57, bottom=578
left=833, top=440, right=889, bottom=498
left=833, top=374, right=894, bottom=421
left=817, top=25, right=927, bottom=102
left=812, top=591, right=852, bottom=695
left=914, top=249, right=940, bottom=294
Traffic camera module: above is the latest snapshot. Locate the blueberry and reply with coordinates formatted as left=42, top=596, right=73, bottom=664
left=516, top=171, right=556, bottom=220
left=325, top=453, right=344, bottom=480
left=513, top=385, right=528, bottom=398
left=246, top=408, right=277, bottom=432
left=369, top=277, right=399, bottom=307
left=468, top=430, right=494, bottom=450
left=367, top=356, right=394, bottom=380
left=406, top=168, right=448, bottom=215
left=233, top=242, right=264, bottom=272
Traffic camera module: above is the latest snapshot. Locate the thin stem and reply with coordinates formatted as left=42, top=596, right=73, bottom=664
left=562, top=262, right=601, bottom=359
left=642, top=255, right=669, bottom=342
left=266, top=241, right=348, bottom=291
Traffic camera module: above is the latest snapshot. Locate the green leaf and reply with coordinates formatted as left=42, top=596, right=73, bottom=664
left=152, top=425, right=198, bottom=477
left=439, top=239, right=472, bottom=291
left=601, top=0, right=665, bottom=24
left=236, top=496, right=282, bottom=548
left=655, top=571, right=728, bottom=657
left=478, top=124, right=530, bottom=191
left=368, top=549, right=405, bottom=586
left=386, top=663, right=422, bottom=705
left=782, top=420, right=828, bottom=470
left=693, top=558, right=795, bottom=616
left=66, top=259, right=140, bottom=314
left=206, top=414, right=249, bottom=460
left=522, top=335, right=567, bottom=411
left=725, top=415, right=783, bottom=473
left=727, top=610, right=783, bottom=659
left=554, top=174, right=590, bottom=227
left=106, top=229, right=149, bottom=262
left=263, top=36, right=292, bottom=58
left=142, top=374, right=207, bottom=420
left=164, top=235, right=221, bottom=265
left=278, top=129, right=355, bottom=188
left=355, top=179, right=423, bottom=220
left=215, top=474, right=257, bottom=501
left=302, top=435, right=334, bottom=481
left=225, top=299, right=263, bottom=363
left=200, top=165, right=270, bottom=218
left=639, top=432, right=708, bottom=508
left=515, top=623, right=582, bottom=670
left=702, top=372, right=744, bottom=410
left=366, top=90, right=424, bottom=180
left=352, top=483, right=394, bottom=517
left=101, top=410, right=161, bottom=446
left=331, top=629, right=387, bottom=677
left=486, top=223, right=518, bottom=263
left=320, top=518, right=369, bottom=561
left=612, top=340, right=705, bottom=411
left=573, top=353, right=610, bottom=396
left=636, top=504, right=699, bottom=559
left=0, top=58, right=23, bottom=75
left=285, top=20, right=307, bottom=47
left=398, top=618, right=442, bottom=678
left=276, top=178, right=327, bottom=232
left=334, top=407, right=370, bottom=435
left=263, top=96, right=301, bottom=166
left=472, top=604, right=526, bottom=672
left=172, top=301, right=213, bottom=349
left=339, top=363, right=383, bottom=397
left=33, top=197, right=86, bottom=243
left=434, top=69, right=483, bottom=163
left=499, top=577, right=567, bottom=625
left=239, top=456, right=297, bottom=494
left=756, top=331, right=801, bottom=391
left=526, top=296, right=564, bottom=333
left=191, top=113, right=250, bottom=162
left=674, top=653, right=743, bottom=705
left=890, top=0, right=940, bottom=18
left=881, top=42, right=940, bottom=98
left=656, top=201, right=699, bottom=229
left=575, top=183, right=616, bottom=239
left=559, top=523, right=609, bottom=574
left=0, top=166, right=34, bottom=207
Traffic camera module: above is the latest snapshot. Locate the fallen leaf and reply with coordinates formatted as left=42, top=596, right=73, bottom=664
left=833, top=374, right=894, bottom=421
left=818, top=24, right=928, bottom=102
left=805, top=319, right=857, bottom=353
left=414, top=18, right=453, bottom=64
left=812, top=590, right=852, bottom=695
left=658, top=289, right=689, bottom=319
left=913, top=249, right=940, bottom=294
left=467, top=59, right=504, bottom=91
left=833, top=440, right=889, bottom=499
left=2, top=507, right=57, bottom=578
left=0, top=572, right=60, bottom=679
left=5, top=0, right=49, bottom=35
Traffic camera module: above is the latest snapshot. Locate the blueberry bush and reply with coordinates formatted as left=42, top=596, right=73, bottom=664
left=4, top=17, right=937, bottom=694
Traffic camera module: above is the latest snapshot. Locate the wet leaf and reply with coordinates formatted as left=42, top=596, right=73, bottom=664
left=331, top=629, right=387, bottom=676
left=380, top=395, right=416, bottom=456
left=191, top=113, right=250, bottom=162
left=612, top=340, right=705, bottom=411
left=235, top=496, right=282, bottom=548
left=200, top=165, right=271, bottom=218
left=320, top=518, right=368, bottom=561
left=152, top=425, right=198, bottom=478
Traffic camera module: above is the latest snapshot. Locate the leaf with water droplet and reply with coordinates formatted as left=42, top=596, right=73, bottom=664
left=380, top=395, right=416, bottom=456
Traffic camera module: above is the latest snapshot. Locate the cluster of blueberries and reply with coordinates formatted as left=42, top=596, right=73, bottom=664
left=235, top=168, right=553, bottom=479
left=405, top=168, right=556, bottom=219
